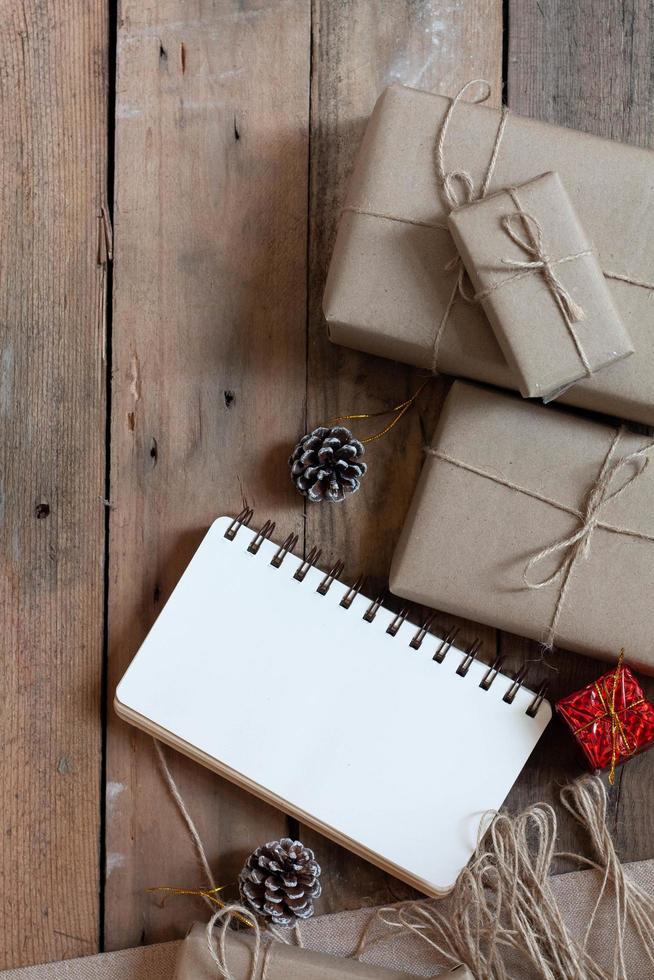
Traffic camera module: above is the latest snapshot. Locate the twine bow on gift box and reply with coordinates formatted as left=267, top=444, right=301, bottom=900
left=522, top=428, right=654, bottom=647
left=480, top=208, right=588, bottom=323
left=472, top=192, right=597, bottom=378
left=571, top=651, right=642, bottom=784
left=428, top=426, right=654, bottom=651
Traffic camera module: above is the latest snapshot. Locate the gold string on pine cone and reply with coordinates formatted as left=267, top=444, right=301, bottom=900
left=147, top=839, right=322, bottom=931
left=289, top=378, right=431, bottom=503
left=146, top=883, right=255, bottom=929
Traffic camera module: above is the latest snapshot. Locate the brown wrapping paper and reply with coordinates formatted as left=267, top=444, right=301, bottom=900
left=389, top=381, right=654, bottom=673
left=448, top=172, right=633, bottom=400
left=323, top=84, right=654, bottom=425
left=173, top=924, right=438, bottom=979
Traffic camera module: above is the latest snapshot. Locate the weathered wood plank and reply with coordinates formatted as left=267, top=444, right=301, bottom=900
left=508, top=0, right=654, bottom=862
left=305, top=0, right=504, bottom=912
left=0, top=1, right=108, bottom=968
left=105, top=0, right=310, bottom=949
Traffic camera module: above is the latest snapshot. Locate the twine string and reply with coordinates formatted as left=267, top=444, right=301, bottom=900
left=355, top=778, right=654, bottom=979
left=153, top=740, right=217, bottom=900
left=430, top=81, right=510, bottom=370
left=434, top=79, right=496, bottom=209
left=482, top=200, right=589, bottom=324
left=559, top=777, right=654, bottom=976
left=145, top=883, right=255, bottom=930
left=427, top=427, right=654, bottom=649
left=473, top=186, right=594, bottom=378
left=153, top=739, right=294, bottom=979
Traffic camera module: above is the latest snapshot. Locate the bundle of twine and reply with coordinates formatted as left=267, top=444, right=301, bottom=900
left=155, top=740, right=654, bottom=979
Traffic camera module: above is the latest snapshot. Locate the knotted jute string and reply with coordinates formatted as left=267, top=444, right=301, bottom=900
left=341, top=79, right=654, bottom=374
left=474, top=185, right=594, bottom=377
left=431, top=79, right=510, bottom=370
left=427, top=427, right=654, bottom=649
left=153, top=739, right=295, bottom=980
left=354, top=778, right=654, bottom=980
left=475, top=193, right=589, bottom=324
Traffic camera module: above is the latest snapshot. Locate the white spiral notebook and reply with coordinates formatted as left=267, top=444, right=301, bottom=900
left=115, top=511, right=552, bottom=895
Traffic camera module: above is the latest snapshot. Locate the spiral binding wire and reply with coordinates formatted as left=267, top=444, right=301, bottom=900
left=224, top=508, right=548, bottom=717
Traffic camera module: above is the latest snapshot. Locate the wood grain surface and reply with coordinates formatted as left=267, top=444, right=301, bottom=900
left=4, top=0, right=654, bottom=969
left=0, top=0, right=108, bottom=969
left=104, top=0, right=310, bottom=950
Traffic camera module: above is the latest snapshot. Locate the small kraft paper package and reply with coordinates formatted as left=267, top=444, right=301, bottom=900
left=447, top=171, right=633, bottom=401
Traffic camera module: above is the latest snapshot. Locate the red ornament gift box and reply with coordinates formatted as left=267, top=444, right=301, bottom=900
left=556, top=652, right=654, bottom=784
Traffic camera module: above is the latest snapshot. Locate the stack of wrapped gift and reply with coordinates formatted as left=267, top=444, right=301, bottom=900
left=324, top=81, right=654, bottom=674
left=324, top=82, right=654, bottom=424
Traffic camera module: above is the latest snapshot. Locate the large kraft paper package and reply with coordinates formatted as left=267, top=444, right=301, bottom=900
left=323, top=84, right=654, bottom=425
left=389, top=382, right=654, bottom=673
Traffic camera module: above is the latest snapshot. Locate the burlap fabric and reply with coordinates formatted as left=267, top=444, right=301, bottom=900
left=0, top=941, right=179, bottom=980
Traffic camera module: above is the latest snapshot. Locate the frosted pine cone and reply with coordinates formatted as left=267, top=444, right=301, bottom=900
left=289, top=426, right=366, bottom=503
left=238, top=838, right=321, bottom=927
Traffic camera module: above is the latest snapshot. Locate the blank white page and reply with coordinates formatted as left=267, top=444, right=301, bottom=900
left=115, top=516, right=551, bottom=894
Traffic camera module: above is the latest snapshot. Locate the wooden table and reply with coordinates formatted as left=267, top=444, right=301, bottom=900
left=2, top=0, right=654, bottom=969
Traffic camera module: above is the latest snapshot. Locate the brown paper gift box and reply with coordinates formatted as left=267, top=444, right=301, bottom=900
left=448, top=172, right=633, bottom=400
left=389, top=381, right=654, bottom=674
left=323, top=84, right=654, bottom=426
left=173, top=923, right=431, bottom=979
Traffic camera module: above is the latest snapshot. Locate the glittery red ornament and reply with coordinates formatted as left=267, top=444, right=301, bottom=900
left=556, top=652, right=654, bottom=784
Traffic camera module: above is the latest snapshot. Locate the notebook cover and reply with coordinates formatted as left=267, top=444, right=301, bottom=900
left=115, top=516, right=551, bottom=895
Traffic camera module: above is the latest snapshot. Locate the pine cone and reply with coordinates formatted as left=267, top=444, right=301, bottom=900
left=289, top=426, right=367, bottom=503
left=238, top=838, right=321, bottom=927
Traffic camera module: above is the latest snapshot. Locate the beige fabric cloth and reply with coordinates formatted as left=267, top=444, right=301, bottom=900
left=0, top=942, right=180, bottom=980
left=297, top=859, right=654, bottom=978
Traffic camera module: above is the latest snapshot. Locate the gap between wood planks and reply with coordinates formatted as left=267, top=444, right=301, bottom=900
left=98, top=0, right=118, bottom=953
